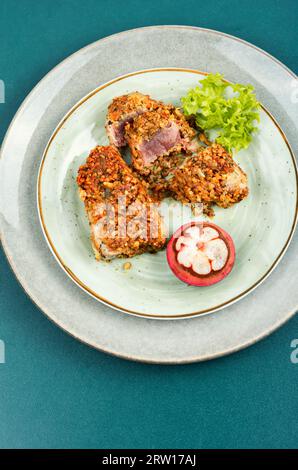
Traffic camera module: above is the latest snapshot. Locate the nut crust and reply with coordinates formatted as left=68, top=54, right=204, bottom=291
left=77, top=146, right=166, bottom=259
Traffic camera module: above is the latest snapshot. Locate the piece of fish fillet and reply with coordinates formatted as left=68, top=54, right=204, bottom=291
left=168, top=144, right=249, bottom=215
left=77, top=145, right=166, bottom=260
left=106, top=92, right=160, bottom=147
left=125, top=105, right=195, bottom=175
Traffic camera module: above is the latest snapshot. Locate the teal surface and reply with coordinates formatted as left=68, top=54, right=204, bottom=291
left=0, top=0, right=298, bottom=449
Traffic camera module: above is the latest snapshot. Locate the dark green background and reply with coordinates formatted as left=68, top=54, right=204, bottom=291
left=0, top=0, right=297, bottom=449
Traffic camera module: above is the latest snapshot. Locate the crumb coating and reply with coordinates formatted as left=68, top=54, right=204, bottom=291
left=77, top=146, right=166, bottom=259
left=168, top=144, right=249, bottom=215
left=125, top=105, right=195, bottom=175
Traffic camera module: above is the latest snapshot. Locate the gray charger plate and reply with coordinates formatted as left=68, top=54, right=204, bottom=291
left=0, top=26, right=297, bottom=364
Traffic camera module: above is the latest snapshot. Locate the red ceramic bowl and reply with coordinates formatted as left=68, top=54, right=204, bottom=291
left=166, top=221, right=235, bottom=286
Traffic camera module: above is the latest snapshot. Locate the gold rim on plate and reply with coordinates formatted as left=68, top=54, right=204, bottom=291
left=37, top=68, right=298, bottom=319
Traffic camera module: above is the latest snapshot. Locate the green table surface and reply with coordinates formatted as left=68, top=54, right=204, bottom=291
left=0, top=0, right=298, bottom=449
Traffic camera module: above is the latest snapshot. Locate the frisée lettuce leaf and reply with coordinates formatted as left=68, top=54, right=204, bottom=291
left=181, top=73, right=260, bottom=153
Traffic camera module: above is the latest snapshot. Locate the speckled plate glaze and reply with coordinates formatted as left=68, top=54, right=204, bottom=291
left=1, top=26, right=298, bottom=362
left=38, top=69, right=297, bottom=318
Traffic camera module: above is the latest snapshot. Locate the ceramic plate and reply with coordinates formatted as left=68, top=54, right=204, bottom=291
left=1, top=26, right=298, bottom=361
left=38, top=69, right=297, bottom=318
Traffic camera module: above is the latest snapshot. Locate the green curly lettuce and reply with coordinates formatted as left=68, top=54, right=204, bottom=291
left=181, top=73, right=260, bottom=153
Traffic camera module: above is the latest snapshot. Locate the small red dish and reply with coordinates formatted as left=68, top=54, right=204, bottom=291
left=166, top=221, right=235, bottom=286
